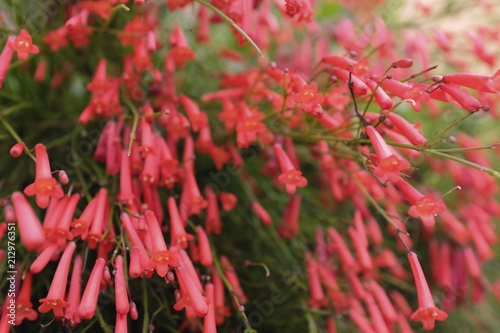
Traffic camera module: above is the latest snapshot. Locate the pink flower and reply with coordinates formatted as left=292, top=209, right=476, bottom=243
left=11, top=192, right=46, bottom=251
left=274, top=143, right=307, bottom=194
left=38, top=242, right=76, bottom=317
left=24, top=144, right=64, bottom=208
left=8, top=29, right=39, bottom=60
left=365, top=125, right=410, bottom=183
left=78, top=258, right=106, bottom=320
left=407, top=251, right=448, bottom=330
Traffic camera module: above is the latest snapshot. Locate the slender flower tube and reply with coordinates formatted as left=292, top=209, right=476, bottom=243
left=145, top=210, right=180, bottom=277
left=407, top=251, right=448, bottom=330
left=14, top=273, right=38, bottom=325
left=78, top=258, right=106, bottom=320
left=252, top=201, right=273, bottom=226
left=0, top=36, right=16, bottom=87
left=64, top=254, right=83, bottom=325
left=114, top=255, right=130, bottom=315
left=203, top=283, right=217, bottom=333
left=395, top=179, right=446, bottom=228
left=174, top=265, right=208, bottom=317
left=29, top=243, right=58, bottom=274
left=11, top=192, right=46, bottom=251
left=24, top=144, right=64, bottom=208
left=168, top=197, right=194, bottom=249
left=365, top=125, right=410, bottom=183
left=196, top=226, right=213, bottom=267
left=38, top=242, right=76, bottom=317
left=274, top=143, right=307, bottom=194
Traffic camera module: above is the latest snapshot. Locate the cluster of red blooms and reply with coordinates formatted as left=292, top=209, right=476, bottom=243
left=1, top=0, right=500, bottom=332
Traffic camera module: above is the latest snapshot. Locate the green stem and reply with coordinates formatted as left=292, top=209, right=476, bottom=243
left=425, top=149, right=500, bottom=179
left=421, top=112, right=473, bottom=149
left=210, top=236, right=257, bottom=333
left=194, top=0, right=263, bottom=57
left=0, top=116, right=35, bottom=161
left=142, top=278, right=150, bottom=333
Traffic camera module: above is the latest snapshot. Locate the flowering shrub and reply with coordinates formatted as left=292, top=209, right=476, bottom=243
left=1, top=0, right=500, bottom=332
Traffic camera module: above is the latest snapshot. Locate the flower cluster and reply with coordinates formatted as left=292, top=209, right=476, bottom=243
left=1, top=1, right=500, bottom=333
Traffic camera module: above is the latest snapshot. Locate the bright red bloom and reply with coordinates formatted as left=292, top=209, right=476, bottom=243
left=174, top=264, right=208, bottom=317
left=145, top=210, right=180, bottom=277
left=196, top=226, right=213, bottom=267
left=408, top=251, right=448, bottom=330
left=43, top=27, right=68, bottom=51
left=277, top=195, right=302, bottom=239
left=11, top=192, right=46, bottom=251
left=38, top=242, right=76, bottom=317
left=365, top=125, right=410, bottom=183
left=205, top=187, right=223, bottom=234
left=168, top=27, right=195, bottom=68
left=64, top=255, right=83, bottom=325
left=252, top=201, right=273, bottom=227
left=274, top=143, right=307, bottom=194
left=168, top=197, right=194, bottom=249
left=8, top=29, right=39, bottom=60
left=395, top=179, right=446, bottom=228
left=291, top=75, right=324, bottom=112
left=0, top=36, right=15, bottom=87
left=78, top=258, right=106, bottom=320
left=114, top=255, right=130, bottom=315
left=14, top=273, right=38, bottom=325
left=24, top=144, right=64, bottom=208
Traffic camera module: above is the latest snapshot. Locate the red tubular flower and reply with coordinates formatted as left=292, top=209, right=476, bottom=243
left=64, top=255, right=83, bottom=325
left=212, top=269, right=230, bottom=325
left=363, top=293, right=390, bottom=333
left=145, top=210, right=180, bottom=277
left=407, top=251, right=448, bottom=330
left=0, top=36, right=16, bottom=87
left=221, top=256, right=248, bottom=304
left=395, top=179, right=446, bottom=228
left=196, top=226, right=213, bottom=267
left=117, top=151, right=135, bottom=204
left=11, top=192, right=46, bottom=251
left=274, top=143, right=307, bottom=194
left=366, top=280, right=398, bottom=325
left=174, top=265, right=209, bottom=317
left=386, top=112, right=427, bottom=146
left=291, top=75, right=324, bottom=112
left=251, top=200, right=273, bottom=227
left=120, top=213, right=150, bottom=275
left=365, top=125, right=410, bottom=183
left=38, top=242, right=76, bottom=317
left=8, top=29, right=39, bottom=60
left=14, top=273, right=38, bottom=325
left=168, top=197, right=194, bottom=249
left=219, top=191, right=237, bottom=211
left=87, top=188, right=108, bottom=249
left=305, top=254, right=327, bottom=309
left=10, top=142, right=25, bottom=157
left=277, top=194, right=302, bottom=239
left=78, top=258, right=106, bottom=320
left=348, top=308, right=376, bottom=333
left=29, top=243, right=58, bottom=274
left=86, top=59, right=109, bottom=92
left=24, top=144, right=64, bottom=208
left=365, top=78, right=394, bottom=110
left=203, top=283, right=217, bottom=333
left=205, top=186, right=223, bottom=234
left=114, top=255, right=130, bottom=315
left=347, top=227, right=373, bottom=274
left=332, top=68, right=368, bottom=96
left=53, top=193, right=80, bottom=246
left=168, top=26, right=195, bottom=68
left=327, top=227, right=357, bottom=272
left=71, top=196, right=97, bottom=240
left=439, top=83, right=483, bottom=112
